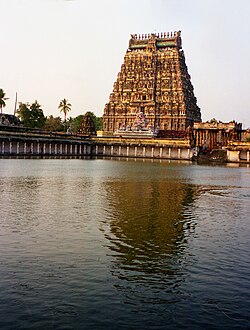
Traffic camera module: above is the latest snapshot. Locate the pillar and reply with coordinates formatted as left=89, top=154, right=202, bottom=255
left=151, top=147, right=154, bottom=158
left=135, top=146, right=137, bottom=157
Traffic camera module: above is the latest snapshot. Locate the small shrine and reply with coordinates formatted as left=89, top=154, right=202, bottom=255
left=78, top=112, right=96, bottom=136
left=114, top=112, right=158, bottom=137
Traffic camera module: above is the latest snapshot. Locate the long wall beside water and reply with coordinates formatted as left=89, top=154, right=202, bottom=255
left=0, top=129, right=249, bottom=163
left=0, top=129, right=194, bottom=160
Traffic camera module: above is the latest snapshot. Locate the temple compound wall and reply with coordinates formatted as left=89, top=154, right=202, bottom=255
left=0, top=128, right=195, bottom=160
left=0, top=129, right=92, bottom=158
left=103, top=31, right=201, bottom=134
left=1, top=128, right=249, bottom=163
left=91, top=136, right=194, bottom=160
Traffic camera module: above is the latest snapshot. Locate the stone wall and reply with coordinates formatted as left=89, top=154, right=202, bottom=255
left=0, top=130, right=194, bottom=160
left=1, top=129, right=249, bottom=163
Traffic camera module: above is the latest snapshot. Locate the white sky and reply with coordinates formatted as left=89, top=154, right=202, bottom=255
left=1, top=0, right=250, bottom=128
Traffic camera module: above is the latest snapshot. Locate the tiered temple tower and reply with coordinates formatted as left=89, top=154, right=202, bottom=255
left=103, top=31, right=201, bottom=133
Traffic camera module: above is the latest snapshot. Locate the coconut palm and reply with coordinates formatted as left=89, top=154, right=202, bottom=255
left=0, top=89, right=8, bottom=114
left=58, top=98, right=71, bottom=122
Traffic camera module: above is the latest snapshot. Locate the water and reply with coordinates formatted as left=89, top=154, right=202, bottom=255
left=0, top=159, right=249, bottom=329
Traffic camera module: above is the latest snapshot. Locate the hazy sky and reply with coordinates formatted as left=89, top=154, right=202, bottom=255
left=1, top=0, right=250, bottom=128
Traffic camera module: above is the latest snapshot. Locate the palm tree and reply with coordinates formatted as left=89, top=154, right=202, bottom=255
left=0, top=89, right=8, bottom=114
left=58, top=98, right=71, bottom=122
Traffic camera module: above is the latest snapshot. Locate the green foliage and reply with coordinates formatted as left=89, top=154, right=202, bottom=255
left=94, top=116, right=103, bottom=131
left=72, top=115, right=84, bottom=133
left=58, top=98, right=71, bottom=122
left=15, top=98, right=102, bottom=133
left=0, top=88, right=7, bottom=113
left=16, top=103, right=30, bottom=124
left=44, top=115, right=64, bottom=132
left=16, top=101, right=46, bottom=128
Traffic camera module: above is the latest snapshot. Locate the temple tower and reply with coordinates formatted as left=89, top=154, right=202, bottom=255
left=103, top=31, right=201, bottom=133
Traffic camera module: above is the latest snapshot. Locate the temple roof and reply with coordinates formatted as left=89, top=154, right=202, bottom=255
left=0, top=113, right=21, bottom=126
left=129, top=31, right=182, bottom=50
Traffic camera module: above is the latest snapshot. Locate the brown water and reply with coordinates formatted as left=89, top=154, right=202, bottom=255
left=0, top=159, right=249, bottom=329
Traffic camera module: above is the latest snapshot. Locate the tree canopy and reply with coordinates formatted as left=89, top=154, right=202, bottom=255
left=16, top=101, right=46, bottom=128
left=44, top=115, right=64, bottom=132
left=69, top=115, right=84, bottom=133
left=94, top=116, right=103, bottom=131
left=1, top=88, right=103, bottom=132
left=58, top=99, right=71, bottom=122
left=0, top=89, right=7, bottom=114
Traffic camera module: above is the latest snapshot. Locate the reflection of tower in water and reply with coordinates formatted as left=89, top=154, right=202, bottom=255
left=101, top=175, right=197, bottom=308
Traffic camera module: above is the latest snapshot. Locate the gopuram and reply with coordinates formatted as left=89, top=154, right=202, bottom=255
left=103, top=31, right=201, bottom=136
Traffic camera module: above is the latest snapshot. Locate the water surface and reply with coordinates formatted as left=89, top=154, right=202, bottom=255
left=0, top=159, right=249, bottom=329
